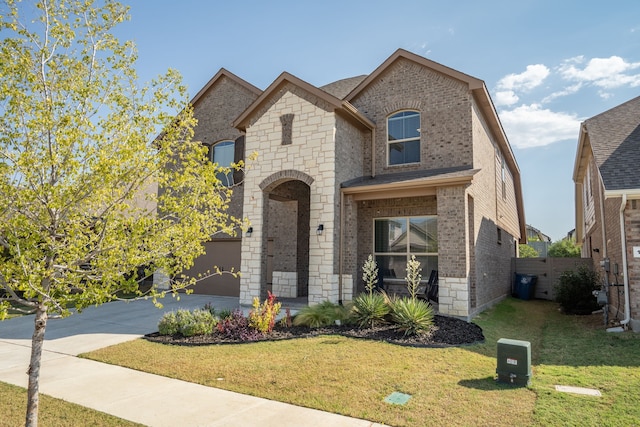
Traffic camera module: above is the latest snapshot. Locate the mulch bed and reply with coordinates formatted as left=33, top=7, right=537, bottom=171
left=144, top=315, right=485, bottom=348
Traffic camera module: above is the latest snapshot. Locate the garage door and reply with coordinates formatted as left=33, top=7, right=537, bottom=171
left=186, top=240, right=241, bottom=296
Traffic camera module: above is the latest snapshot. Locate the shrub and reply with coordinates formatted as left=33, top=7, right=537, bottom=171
left=217, top=309, right=262, bottom=341
left=351, top=292, right=390, bottom=328
left=157, top=309, right=216, bottom=337
left=390, top=297, right=434, bottom=336
left=294, top=300, right=351, bottom=328
left=249, top=291, right=281, bottom=334
left=158, top=311, right=180, bottom=336
left=548, top=239, right=581, bottom=257
left=217, top=309, right=232, bottom=320
left=555, top=265, right=600, bottom=314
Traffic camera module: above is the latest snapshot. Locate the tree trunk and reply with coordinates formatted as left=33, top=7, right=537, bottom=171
left=25, top=303, right=47, bottom=427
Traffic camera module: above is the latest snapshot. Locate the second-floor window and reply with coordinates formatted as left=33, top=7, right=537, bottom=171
left=387, top=110, right=420, bottom=166
left=210, top=140, right=235, bottom=187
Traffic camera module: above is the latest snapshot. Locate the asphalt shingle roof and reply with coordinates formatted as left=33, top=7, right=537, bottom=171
left=586, top=95, right=640, bottom=191
left=319, top=75, right=368, bottom=99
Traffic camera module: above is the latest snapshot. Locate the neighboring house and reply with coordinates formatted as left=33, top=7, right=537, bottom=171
left=525, top=224, right=551, bottom=256
left=573, top=95, right=640, bottom=332
left=526, top=224, right=551, bottom=243
left=185, top=49, right=525, bottom=319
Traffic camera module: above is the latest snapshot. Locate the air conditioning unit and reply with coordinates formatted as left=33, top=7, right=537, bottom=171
left=496, top=338, right=531, bottom=386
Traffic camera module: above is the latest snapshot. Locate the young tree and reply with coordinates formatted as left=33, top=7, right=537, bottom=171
left=548, top=238, right=581, bottom=257
left=0, top=1, right=243, bottom=425
left=518, top=244, right=539, bottom=258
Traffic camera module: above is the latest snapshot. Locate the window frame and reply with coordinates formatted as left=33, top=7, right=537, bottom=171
left=373, top=215, right=438, bottom=282
left=210, top=140, right=235, bottom=187
left=386, top=110, right=421, bottom=166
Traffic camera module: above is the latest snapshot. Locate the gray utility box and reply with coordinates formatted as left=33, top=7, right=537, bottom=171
left=496, top=338, right=531, bottom=386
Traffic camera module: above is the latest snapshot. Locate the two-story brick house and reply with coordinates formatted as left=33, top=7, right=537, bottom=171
left=573, top=95, right=640, bottom=332
left=186, top=49, right=525, bottom=319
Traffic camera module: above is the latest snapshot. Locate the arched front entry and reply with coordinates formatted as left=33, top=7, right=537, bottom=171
left=260, top=171, right=313, bottom=300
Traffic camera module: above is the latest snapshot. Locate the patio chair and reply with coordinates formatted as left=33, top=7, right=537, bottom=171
left=416, top=270, right=438, bottom=303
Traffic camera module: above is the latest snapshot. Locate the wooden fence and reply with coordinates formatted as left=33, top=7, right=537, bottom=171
left=510, top=257, right=594, bottom=301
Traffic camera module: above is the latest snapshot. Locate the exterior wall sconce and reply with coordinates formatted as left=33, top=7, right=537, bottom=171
left=246, top=227, right=253, bottom=237
left=593, top=248, right=600, bottom=253
left=316, top=224, right=324, bottom=235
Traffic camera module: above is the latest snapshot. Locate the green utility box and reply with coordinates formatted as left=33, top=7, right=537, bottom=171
left=496, top=338, right=531, bottom=386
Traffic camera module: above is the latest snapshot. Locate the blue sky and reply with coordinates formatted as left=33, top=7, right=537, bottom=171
left=116, top=0, right=640, bottom=242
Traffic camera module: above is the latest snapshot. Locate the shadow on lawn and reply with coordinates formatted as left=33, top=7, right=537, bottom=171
left=458, top=376, right=526, bottom=391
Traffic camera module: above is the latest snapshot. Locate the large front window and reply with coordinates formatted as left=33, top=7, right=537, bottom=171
left=210, top=140, right=235, bottom=187
left=374, top=216, right=437, bottom=280
left=387, top=110, right=420, bottom=165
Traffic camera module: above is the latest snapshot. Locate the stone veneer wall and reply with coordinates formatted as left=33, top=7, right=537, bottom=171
left=240, top=84, right=339, bottom=305
left=272, top=271, right=298, bottom=298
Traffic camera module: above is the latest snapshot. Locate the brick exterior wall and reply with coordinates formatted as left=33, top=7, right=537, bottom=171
left=580, top=151, right=640, bottom=328
left=191, top=75, right=258, bottom=224
left=349, top=58, right=473, bottom=175
left=625, top=200, right=640, bottom=323
left=468, top=98, right=520, bottom=316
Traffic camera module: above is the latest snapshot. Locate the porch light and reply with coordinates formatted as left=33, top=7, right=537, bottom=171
left=246, top=227, right=253, bottom=237
left=316, top=224, right=324, bottom=235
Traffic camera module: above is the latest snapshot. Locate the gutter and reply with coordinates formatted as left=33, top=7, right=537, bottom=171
left=619, top=194, right=631, bottom=326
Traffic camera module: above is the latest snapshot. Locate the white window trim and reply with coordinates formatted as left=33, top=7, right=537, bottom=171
left=386, top=110, right=421, bottom=167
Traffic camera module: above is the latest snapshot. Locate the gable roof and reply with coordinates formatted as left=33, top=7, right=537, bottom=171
left=233, top=72, right=374, bottom=131
left=189, top=68, right=262, bottom=107
left=575, top=95, right=640, bottom=194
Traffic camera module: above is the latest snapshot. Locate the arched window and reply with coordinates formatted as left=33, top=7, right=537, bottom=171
left=210, top=140, right=235, bottom=186
left=387, top=111, right=420, bottom=165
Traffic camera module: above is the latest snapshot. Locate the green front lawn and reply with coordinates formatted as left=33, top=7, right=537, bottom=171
left=84, top=298, right=640, bottom=427
left=0, top=381, right=143, bottom=427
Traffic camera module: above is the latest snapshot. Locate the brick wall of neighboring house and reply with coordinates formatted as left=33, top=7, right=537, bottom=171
left=602, top=196, right=624, bottom=320
left=624, top=199, right=640, bottom=321
left=349, top=58, right=473, bottom=175
left=240, top=84, right=340, bottom=305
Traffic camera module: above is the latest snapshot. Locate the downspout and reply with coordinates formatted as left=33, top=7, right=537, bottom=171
left=371, top=128, right=376, bottom=178
left=619, top=194, right=631, bottom=326
left=338, top=190, right=344, bottom=305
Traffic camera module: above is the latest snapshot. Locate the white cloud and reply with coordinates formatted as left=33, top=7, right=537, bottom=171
left=559, top=56, right=640, bottom=89
left=541, top=83, right=583, bottom=103
left=495, top=90, right=519, bottom=106
left=499, top=104, right=582, bottom=149
left=497, top=64, right=550, bottom=91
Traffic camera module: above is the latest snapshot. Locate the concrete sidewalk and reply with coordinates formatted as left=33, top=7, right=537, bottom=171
left=0, top=295, right=384, bottom=427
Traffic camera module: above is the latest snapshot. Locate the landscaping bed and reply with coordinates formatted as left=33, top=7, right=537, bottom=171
left=144, top=314, right=484, bottom=347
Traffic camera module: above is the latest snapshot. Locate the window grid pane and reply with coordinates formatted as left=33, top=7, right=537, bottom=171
left=374, top=217, right=437, bottom=280
left=387, top=111, right=420, bottom=166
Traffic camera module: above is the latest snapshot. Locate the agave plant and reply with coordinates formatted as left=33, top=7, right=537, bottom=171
left=390, top=297, right=434, bottom=336
left=351, top=292, right=390, bottom=328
